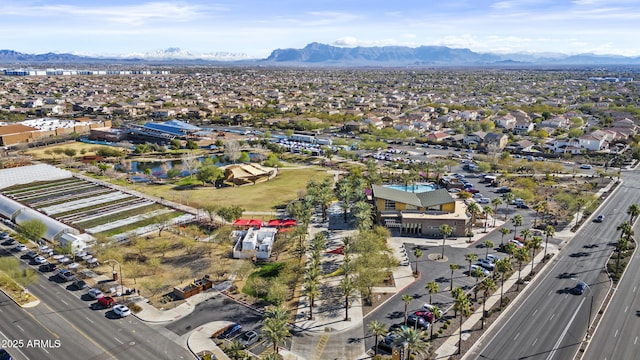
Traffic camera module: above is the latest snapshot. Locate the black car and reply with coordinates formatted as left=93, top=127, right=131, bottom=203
left=516, top=203, right=530, bottom=209
left=1, top=238, right=16, bottom=246
left=0, top=348, right=12, bottom=360
left=571, top=282, right=587, bottom=295
left=218, top=324, right=242, bottom=339
left=406, top=314, right=430, bottom=329
left=39, top=263, right=58, bottom=272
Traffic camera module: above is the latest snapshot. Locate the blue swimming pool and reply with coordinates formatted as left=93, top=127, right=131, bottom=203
left=384, top=184, right=436, bottom=193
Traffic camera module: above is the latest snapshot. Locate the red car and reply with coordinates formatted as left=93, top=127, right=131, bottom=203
left=97, top=296, right=115, bottom=308
left=414, top=310, right=434, bottom=323
left=467, top=188, right=480, bottom=194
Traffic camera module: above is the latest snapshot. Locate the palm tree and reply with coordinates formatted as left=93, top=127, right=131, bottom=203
left=451, top=287, right=464, bottom=317
left=402, top=294, right=413, bottom=325
left=483, top=205, right=493, bottom=232
left=465, top=253, right=478, bottom=276
left=467, top=202, right=481, bottom=232
left=520, top=228, right=531, bottom=243
left=471, top=266, right=486, bottom=300
left=532, top=201, right=547, bottom=227
left=426, top=281, right=439, bottom=305
left=339, top=275, right=357, bottom=321
left=261, top=352, right=282, bottom=360
left=616, top=237, right=628, bottom=270
left=511, top=214, right=523, bottom=238
left=617, top=221, right=634, bottom=242
left=575, top=198, right=586, bottom=226
left=491, top=197, right=502, bottom=227
left=478, top=277, right=497, bottom=329
left=528, top=236, right=542, bottom=273
left=429, top=305, right=442, bottom=339
left=353, top=200, right=373, bottom=231
left=543, top=225, right=555, bottom=259
left=368, top=320, right=388, bottom=356
left=503, top=193, right=515, bottom=220
left=514, top=247, right=530, bottom=290
left=499, top=227, right=510, bottom=246
left=263, top=306, right=291, bottom=353
left=439, top=224, right=453, bottom=260
left=484, top=240, right=494, bottom=259
left=453, top=293, right=471, bottom=354
left=413, top=247, right=423, bottom=275
left=628, top=203, right=640, bottom=224
left=226, top=340, right=247, bottom=360
left=392, top=326, right=430, bottom=360
left=335, top=178, right=353, bottom=223
left=303, top=278, right=320, bottom=320
left=449, top=264, right=459, bottom=290
left=495, top=257, right=513, bottom=306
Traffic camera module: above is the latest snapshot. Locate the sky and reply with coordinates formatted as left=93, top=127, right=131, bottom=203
left=2, top=0, right=640, bottom=58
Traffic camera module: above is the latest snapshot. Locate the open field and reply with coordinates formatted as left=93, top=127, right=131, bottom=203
left=24, top=142, right=101, bottom=159
left=137, top=166, right=331, bottom=212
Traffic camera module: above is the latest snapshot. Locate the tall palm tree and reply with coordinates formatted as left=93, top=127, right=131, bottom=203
left=261, top=352, right=282, bottom=360
left=499, top=227, right=510, bottom=246
left=478, top=277, right=497, bottom=329
left=617, top=221, right=634, bottom=242
left=484, top=240, right=494, bottom=259
left=528, top=236, right=543, bottom=273
left=483, top=205, right=493, bottom=232
left=263, top=306, right=291, bottom=353
left=226, top=340, right=247, bottom=360
left=413, top=247, right=423, bottom=275
left=335, top=178, right=354, bottom=223
left=451, top=287, right=464, bottom=317
left=511, top=214, right=523, bottom=238
left=429, top=305, right=442, bottom=339
left=520, top=228, right=531, bottom=243
left=368, top=320, right=388, bottom=356
left=628, top=203, right=640, bottom=224
left=392, top=326, right=431, bottom=360
left=465, top=253, right=478, bottom=277
left=339, top=275, right=357, bottom=321
left=514, top=247, right=530, bottom=290
left=353, top=200, right=374, bottom=231
left=495, top=257, right=513, bottom=306
left=453, top=293, right=471, bottom=354
left=449, top=264, right=459, bottom=290
left=303, top=278, right=320, bottom=320
left=616, top=237, right=628, bottom=270
left=467, top=202, right=481, bottom=233
left=532, top=201, right=547, bottom=228
left=402, top=294, right=413, bottom=325
left=543, top=225, right=555, bottom=259
left=491, top=197, right=502, bottom=227
left=471, top=266, right=486, bottom=300
left=439, top=224, right=453, bottom=260
left=503, top=193, right=515, bottom=220
left=575, top=198, right=586, bottom=226
left=426, top=281, right=439, bottom=305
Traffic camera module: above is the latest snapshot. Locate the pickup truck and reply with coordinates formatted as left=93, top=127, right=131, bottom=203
left=97, top=296, right=115, bottom=308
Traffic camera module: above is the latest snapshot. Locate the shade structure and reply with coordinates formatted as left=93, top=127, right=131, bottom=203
left=248, top=219, right=263, bottom=227
left=267, top=219, right=283, bottom=227
left=282, top=219, right=297, bottom=227
left=233, top=219, right=250, bottom=226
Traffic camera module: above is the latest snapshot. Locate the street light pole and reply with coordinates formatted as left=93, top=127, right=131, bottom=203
left=106, top=259, right=125, bottom=304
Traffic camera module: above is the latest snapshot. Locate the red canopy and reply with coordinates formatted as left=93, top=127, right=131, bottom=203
left=248, top=219, right=263, bottom=227
left=326, top=246, right=344, bottom=255
left=282, top=219, right=297, bottom=227
left=267, top=219, right=283, bottom=227
left=234, top=219, right=250, bottom=226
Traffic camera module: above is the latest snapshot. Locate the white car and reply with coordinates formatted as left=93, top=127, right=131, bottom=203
left=87, top=288, right=104, bottom=299
left=478, top=197, right=491, bottom=204
left=14, top=244, right=27, bottom=251
left=34, top=256, right=48, bottom=264
left=113, top=304, right=131, bottom=317
left=470, top=264, right=491, bottom=277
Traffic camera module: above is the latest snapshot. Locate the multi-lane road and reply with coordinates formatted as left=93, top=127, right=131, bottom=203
left=0, top=246, right=192, bottom=360
left=467, top=167, right=640, bottom=360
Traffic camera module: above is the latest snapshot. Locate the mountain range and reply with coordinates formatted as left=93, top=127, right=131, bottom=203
left=2, top=43, right=640, bottom=67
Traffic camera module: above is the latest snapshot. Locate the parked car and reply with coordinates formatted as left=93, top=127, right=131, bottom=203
left=33, top=256, right=48, bottom=265
left=467, top=188, right=480, bottom=194
left=594, top=214, right=605, bottom=223
left=414, top=310, right=434, bottom=323
left=218, top=323, right=242, bottom=339
left=97, top=296, right=115, bottom=308
left=0, top=232, right=8, bottom=240
left=377, top=332, right=406, bottom=355
left=580, top=164, right=592, bottom=170
left=57, top=269, right=75, bottom=282
left=238, top=330, right=260, bottom=348
left=407, top=314, right=430, bottom=329
left=486, top=254, right=501, bottom=263
left=470, top=265, right=491, bottom=277
left=25, top=251, right=38, bottom=259
left=39, top=263, right=57, bottom=272
left=13, top=244, right=26, bottom=252
left=472, top=193, right=483, bottom=199
left=477, top=259, right=495, bottom=271
left=2, top=238, right=16, bottom=246
left=0, top=348, right=12, bottom=360
left=478, top=197, right=491, bottom=204
left=571, top=281, right=587, bottom=295
left=112, top=304, right=131, bottom=317
left=87, top=288, right=104, bottom=299
left=422, top=303, right=434, bottom=311
left=516, top=203, right=530, bottom=209
left=73, top=279, right=87, bottom=290
left=508, top=239, right=525, bottom=249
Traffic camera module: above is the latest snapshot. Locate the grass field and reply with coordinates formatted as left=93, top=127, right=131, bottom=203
left=24, top=142, right=101, bottom=159
left=137, top=167, right=331, bottom=212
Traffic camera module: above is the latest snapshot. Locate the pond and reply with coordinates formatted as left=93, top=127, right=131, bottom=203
left=117, top=153, right=259, bottom=178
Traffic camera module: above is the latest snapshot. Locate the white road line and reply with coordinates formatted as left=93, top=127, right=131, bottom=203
left=16, top=324, right=24, bottom=332
left=634, top=336, right=638, bottom=345
left=41, top=347, right=49, bottom=354
left=550, top=313, right=555, bottom=321
left=625, top=306, right=629, bottom=313
left=633, top=286, right=637, bottom=293
left=85, top=316, right=94, bottom=324
left=514, top=332, right=520, bottom=340
left=532, top=309, right=538, bottom=317
left=114, top=337, right=124, bottom=344
left=614, top=329, right=619, bottom=338
left=0, top=328, right=30, bottom=359
left=532, top=338, right=538, bottom=347
left=546, top=297, right=585, bottom=360
left=60, top=299, right=68, bottom=306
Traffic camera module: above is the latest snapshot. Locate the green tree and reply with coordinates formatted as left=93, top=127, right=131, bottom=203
left=503, top=193, right=515, bottom=220
left=302, top=277, right=320, bottom=320
left=478, top=277, right=497, bottom=329
left=628, top=203, right=640, bottom=223
left=514, top=247, right=530, bottom=290
left=197, top=164, right=223, bottom=185
left=186, top=139, right=198, bottom=150
left=402, top=294, right=413, bottom=326
left=467, top=202, right=481, bottom=232
left=238, top=151, right=251, bottom=163
left=339, top=275, right=357, bottom=321
left=63, top=148, right=77, bottom=158
left=449, top=263, right=459, bottom=290
left=483, top=205, right=493, bottom=232
left=368, top=320, right=388, bottom=356
left=17, top=219, right=47, bottom=242
left=392, top=326, right=430, bottom=360
left=491, top=197, right=503, bottom=227
left=484, top=240, right=494, bottom=259
left=465, top=253, right=478, bottom=277
left=262, top=306, right=291, bottom=353
left=495, top=257, right=513, bottom=306
left=413, top=248, right=423, bottom=275
left=217, top=205, right=245, bottom=223
left=426, top=280, right=439, bottom=305
left=439, top=224, right=453, bottom=260
left=169, top=139, right=182, bottom=150
left=453, top=292, right=471, bottom=354
left=429, top=305, right=442, bottom=339
left=511, top=214, right=523, bottom=238
left=528, top=236, right=542, bottom=273
left=543, top=225, right=555, bottom=259
left=499, top=227, right=510, bottom=247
